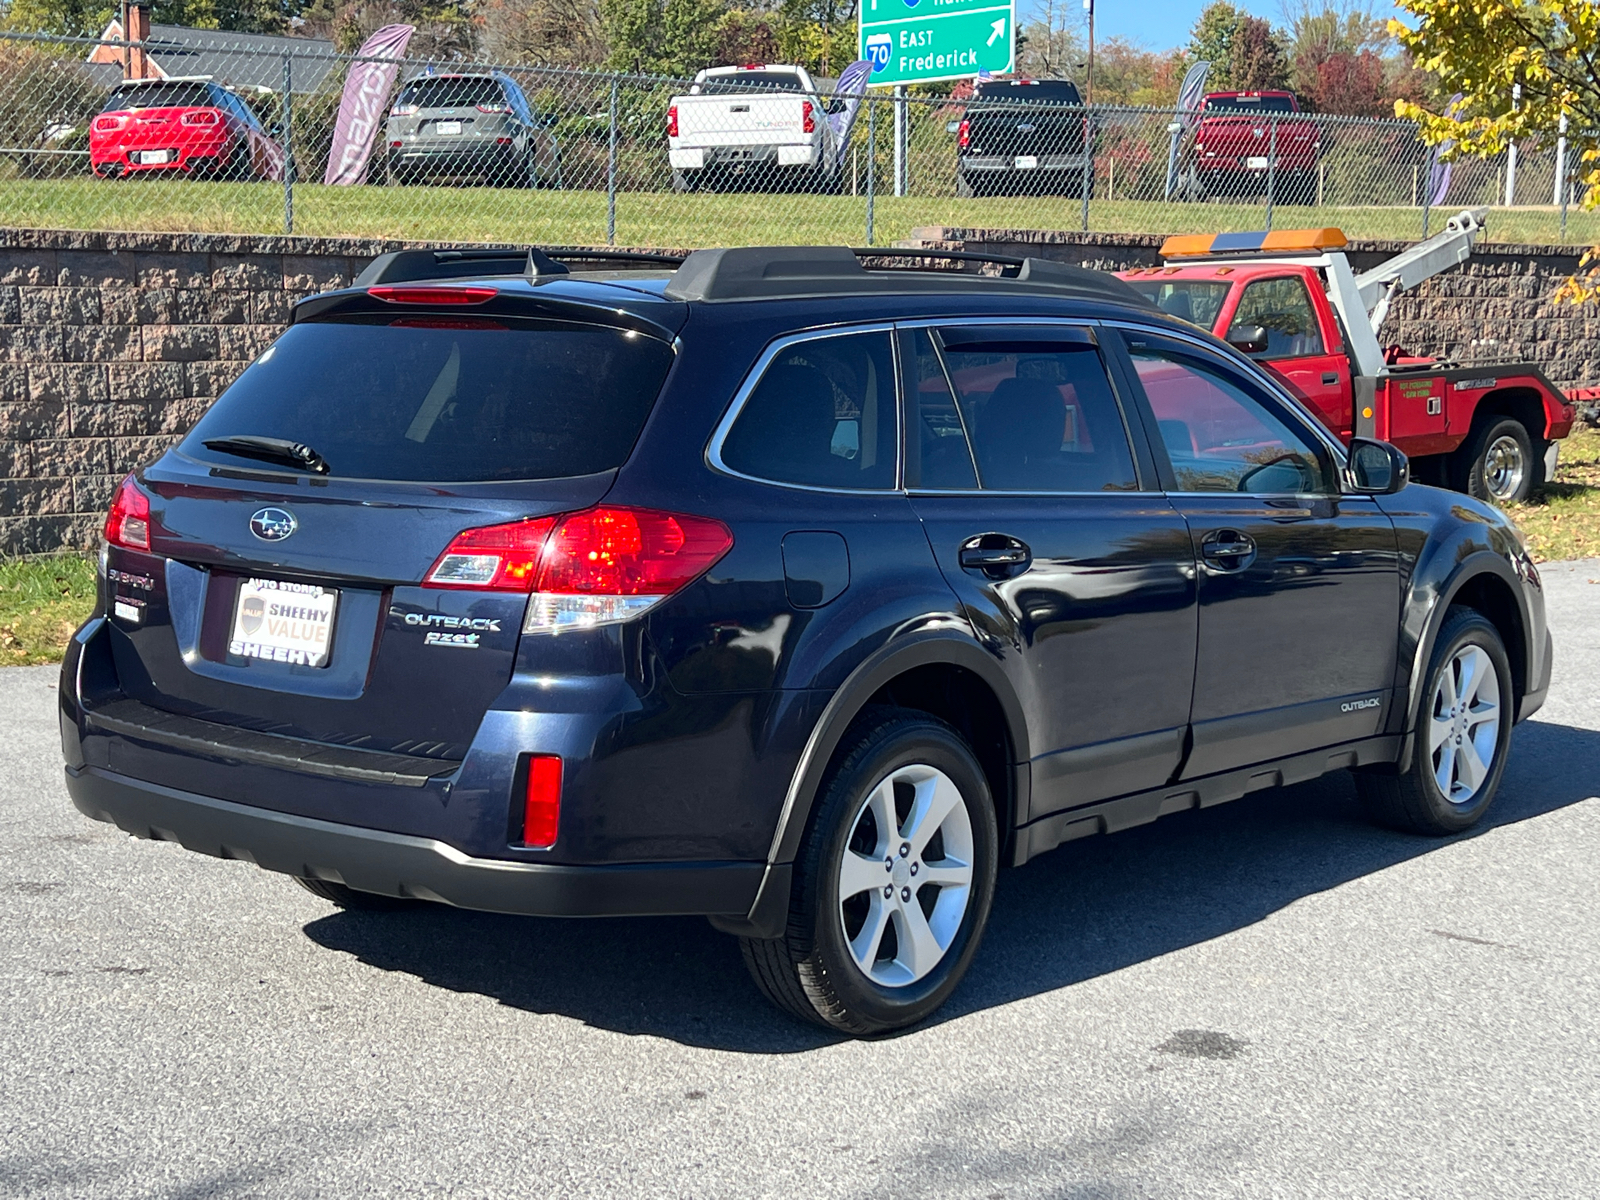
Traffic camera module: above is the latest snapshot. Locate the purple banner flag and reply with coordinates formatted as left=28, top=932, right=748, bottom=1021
left=323, top=23, right=415, bottom=186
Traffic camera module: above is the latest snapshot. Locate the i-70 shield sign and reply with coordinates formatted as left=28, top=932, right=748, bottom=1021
left=860, top=0, right=1015, bottom=88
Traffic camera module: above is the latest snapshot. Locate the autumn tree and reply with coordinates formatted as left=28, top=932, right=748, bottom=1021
left=1187, top=2, right=1289, bottom=92
left=1392, top=0, right=1600, bottom=295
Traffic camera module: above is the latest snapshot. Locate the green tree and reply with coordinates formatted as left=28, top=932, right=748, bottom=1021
left=601, top=0, right=725, bottom=76
left=1188, top=0, right=1242, bottom=88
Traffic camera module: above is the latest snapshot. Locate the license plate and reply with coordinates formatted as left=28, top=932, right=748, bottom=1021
left=1014, top=155, right=1039, bottom=169
left=435, top=120, right=462, bottom=136
left=229, top=578, right=337, bottom=668
left=1246, top=155, right=1270, bottom=169
left=137, top=149, right=174, bottom=164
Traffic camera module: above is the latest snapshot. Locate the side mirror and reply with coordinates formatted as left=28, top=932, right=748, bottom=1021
left=1347, top=438, right=1409, bottom=494
left=946, top=119, right=961, bottom=134
left=1225, top=323, right=1268, bottom=355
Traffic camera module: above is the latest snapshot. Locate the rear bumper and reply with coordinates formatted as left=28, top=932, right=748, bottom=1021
left=66, top=763, right=763, bottom=917
left=961, top=153, right=1089, bottom=173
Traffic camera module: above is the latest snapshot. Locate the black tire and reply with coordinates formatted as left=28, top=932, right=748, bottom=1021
left=740, top=709, right=999, bottom=1035
left=1456, top=415, right=1536, bottom=504
left=295, top=876, right=423, bottom=911
left=1356, top=607, right=1513, bottom=835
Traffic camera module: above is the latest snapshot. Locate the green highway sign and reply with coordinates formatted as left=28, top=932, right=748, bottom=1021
left=859, top=0, right=1015, bottom=88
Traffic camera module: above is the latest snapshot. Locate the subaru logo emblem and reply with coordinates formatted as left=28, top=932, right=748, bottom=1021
left=249, top=507, right=297, bottom=542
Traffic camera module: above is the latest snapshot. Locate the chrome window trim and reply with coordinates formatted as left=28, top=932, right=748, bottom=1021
left=704, top=322, right=905, bottom=495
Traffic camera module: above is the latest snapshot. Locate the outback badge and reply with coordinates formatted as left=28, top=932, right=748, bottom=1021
left=249, top=507, right=298, bottom=542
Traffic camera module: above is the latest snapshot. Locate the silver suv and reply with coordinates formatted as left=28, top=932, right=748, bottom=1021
left=385, top=72, right=561, bottom=188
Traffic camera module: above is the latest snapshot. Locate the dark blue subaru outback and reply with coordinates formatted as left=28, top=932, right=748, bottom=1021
left=62, top=245, right=1551, bottom=1033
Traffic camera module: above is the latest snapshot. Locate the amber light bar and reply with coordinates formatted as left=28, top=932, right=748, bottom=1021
left=1161, top=227, right=1349, bottom=260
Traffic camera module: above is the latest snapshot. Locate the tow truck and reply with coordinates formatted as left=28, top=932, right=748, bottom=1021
left=1118, top=209, right=1579, bottom=503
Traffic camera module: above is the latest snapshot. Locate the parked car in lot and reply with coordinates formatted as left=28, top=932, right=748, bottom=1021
left=90, top=76, right=285, bottom=181
left=385, top=72, right=562, bottom=188
left=668, top=64, right=840, bottom=193
left=1188, top=89, right=1319, bottom=203
left=955, top=78, right=1093, bottom=198
left=64, top=245, right=1550, bottom=1034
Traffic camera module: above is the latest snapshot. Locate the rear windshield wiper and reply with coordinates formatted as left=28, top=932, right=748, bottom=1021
left=202, top=435, right=330, bottom=475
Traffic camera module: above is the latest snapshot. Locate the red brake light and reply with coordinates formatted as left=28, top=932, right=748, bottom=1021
left=522, top=755, right=562, bottom=848
left=958, top=118, right=970, bottom=149
left=667, top=104, right=679, bottom=138
left=802, top=100, right=815, bottom=134
left=425, top=506, right=734, bottom=632
left=92, top=114, right=126, bottom=133
left=105, top=474, right=150, bottom=550
left=367, top=285, right=498, bottom=305
left=182, top=109, right=220, bottom=126
left=476, top=103, right=513, bottom=114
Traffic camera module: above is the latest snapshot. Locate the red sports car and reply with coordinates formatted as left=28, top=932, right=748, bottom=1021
left=90, top=76, right=286, bottom=181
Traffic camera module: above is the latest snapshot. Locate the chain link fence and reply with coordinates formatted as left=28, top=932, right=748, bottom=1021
left=1, top=29, right=1594, bottom=249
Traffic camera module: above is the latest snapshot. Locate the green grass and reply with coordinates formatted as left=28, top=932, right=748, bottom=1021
left=1505, top=423, right=1600, bottom=564
left=2, top=178, right=1596, bottom=249
left=0, top=555, right=96, bottom=667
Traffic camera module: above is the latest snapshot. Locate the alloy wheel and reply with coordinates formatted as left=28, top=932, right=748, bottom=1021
left=836, top=763, right=974, bottom=988
left=1483, top=434, right=1526, bottom=502
left=1428, top=643, right=1502, bottom=804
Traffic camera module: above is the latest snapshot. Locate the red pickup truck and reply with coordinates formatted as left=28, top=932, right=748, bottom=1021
left=1192, top=91, right=1319, bottom=204
left=1119, top=225, right=1577, bottom=504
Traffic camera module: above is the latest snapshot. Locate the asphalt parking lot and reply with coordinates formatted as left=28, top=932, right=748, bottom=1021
left=3, top=562, right=1598, bottom=1199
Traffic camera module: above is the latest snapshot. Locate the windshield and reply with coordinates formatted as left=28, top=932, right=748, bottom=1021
left=183, top=318, right=675, bottom=483
left=1127, top=280, right=1232, bottom=329
left=1203, top=94, right=1297, bottom=114
left=396, top=77, right=505, bottom=109
left=104, top=82, right=213, bottom=111
left=697, top=72, right=806, bottom=94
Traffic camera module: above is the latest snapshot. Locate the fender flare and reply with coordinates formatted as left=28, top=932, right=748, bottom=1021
left=709, top=630, right=1029, bottom=940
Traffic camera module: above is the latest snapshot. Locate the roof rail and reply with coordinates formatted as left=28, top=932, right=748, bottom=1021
left=663, top=245, right=1151, bottom=306
left=352, top=246, right=687, bottom=287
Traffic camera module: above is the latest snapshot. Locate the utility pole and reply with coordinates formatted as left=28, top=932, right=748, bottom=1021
left=1084, top=0, right=1094, bottom=104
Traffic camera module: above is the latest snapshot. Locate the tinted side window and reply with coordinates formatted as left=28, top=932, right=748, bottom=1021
left=721, top=331, right=897, bottom=490
left=939, top=335, right=1137, bottom=492
left=1123, top=335, right=1334, bottom=494
left=1232, top=276, right=1324, bottom=358
left=907, top=328, right=978, bottom=489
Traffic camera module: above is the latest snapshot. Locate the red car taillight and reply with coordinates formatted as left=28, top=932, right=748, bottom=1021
left=802, top=100, right=815, bottom=134
left=367, top=285, right=498, bottom=305
left=92, top=114, right=126, bottom=134
left=476, top=103, right=513, bottom=114
left=104, top=474, right=150, bottom=550
left=522, top=755, right=562, bottom=848
left=667, top=104, right=679, bottom=138
left=424, top=506, right=735, bottom=633
left=182, top=109, right=221, bottom=126
left=958, top=118, right=970, bottom=149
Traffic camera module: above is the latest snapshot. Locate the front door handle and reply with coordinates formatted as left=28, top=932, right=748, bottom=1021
left=1321, top=372, right=1340, bottom=385
left=959, top=534, right=1032, bottom=578
left=1200, top=529, right=1257, bottom=572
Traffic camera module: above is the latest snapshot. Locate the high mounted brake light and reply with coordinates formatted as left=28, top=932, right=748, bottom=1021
left=424, top=506, right=734, bottom=633
left=367, top=285, right=498, bottom=305
left=105, top=474, right=150, bottom=551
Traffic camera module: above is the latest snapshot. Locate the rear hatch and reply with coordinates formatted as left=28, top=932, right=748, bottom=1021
left=106, top=288, right=682, bottom=760
left=391, top=75, right=509, bottom=144
left=964, top=81, right=1086, bottom=161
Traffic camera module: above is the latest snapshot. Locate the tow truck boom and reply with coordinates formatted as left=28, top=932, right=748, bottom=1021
left=1352, top=207, right=1489, bottom=334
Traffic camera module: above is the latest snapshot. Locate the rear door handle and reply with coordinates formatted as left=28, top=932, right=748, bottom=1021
left=1321, top=372, right=1340, bottom=385
left=959, top=535, right=1032, bottom=577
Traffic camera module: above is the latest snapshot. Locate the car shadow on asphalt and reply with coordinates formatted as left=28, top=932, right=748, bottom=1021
left=300, top=718, right=1600, bottom=1052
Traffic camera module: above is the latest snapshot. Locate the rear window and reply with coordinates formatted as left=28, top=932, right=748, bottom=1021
left=697, top=72, right=806, bottom=94
left=1203, top=94, right=1297, bottom=114
left=976, top=81, right=1082, bottom=104
left=396, top=77, right=505, bottom=109
left=183, top=319, right=675, bottom=483
left=104, top=82, right=213, bottom=111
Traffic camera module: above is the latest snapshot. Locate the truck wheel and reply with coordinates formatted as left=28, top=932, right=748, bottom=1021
left=1459, top=416, right=1536, bottom=504
left=295, top=877, right=423, bottom=911
left=739, top=709, right=999, bottom=1035
left=1355, top=607, right=1512, bottom=835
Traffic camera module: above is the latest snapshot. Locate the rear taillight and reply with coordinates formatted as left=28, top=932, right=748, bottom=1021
left=391, top=103, right=419, bottom=116
left=521, top=755, right=562, bottom=848
left=802, top=100, right=815, bottom=134
left=958, top=118, right=970, bottom=149
left=476, top=102, right=513, bottom=114
left=367, top=285, right=498, bottom=305
left=182, top=109, right=220, bottom=126
left=667, top=104, right=679, bottom=138
left=104, top=474, right=150, bottom=550
left=424, top=506, right=735, bottom=633
left=92, top=114, right=126, bottom=133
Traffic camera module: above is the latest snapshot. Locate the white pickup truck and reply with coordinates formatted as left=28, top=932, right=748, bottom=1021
left=667, top=65, right=841, bottom=193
